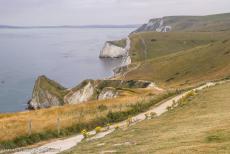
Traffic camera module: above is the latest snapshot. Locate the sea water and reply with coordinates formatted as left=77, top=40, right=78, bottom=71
left=0, top=28, right=133, bottom=113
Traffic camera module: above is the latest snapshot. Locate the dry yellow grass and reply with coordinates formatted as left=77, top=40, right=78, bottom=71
left=0, top=88, right=161, bottom=142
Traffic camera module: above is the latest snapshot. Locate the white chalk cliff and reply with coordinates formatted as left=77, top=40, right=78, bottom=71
left=98, top=87, right=118, bottom=100
left=29, top=76, right=154, bottom=109
left=99, top=42, right=127, bottom=58
left=121, top=37, right=132, bottom=66
left=100, top=37, right=132, bottom=60
left=133, top=18, right=171, bottom=33
left=64, top=82, right=95, bottom=104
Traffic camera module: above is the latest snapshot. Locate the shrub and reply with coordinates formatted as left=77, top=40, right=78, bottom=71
left=177, top=91, right=198, bottom=107
left=81, top=129, right=89, bottom=139
left=95, top=126, right=102, bottom=134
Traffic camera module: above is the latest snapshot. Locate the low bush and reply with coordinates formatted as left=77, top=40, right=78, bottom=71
left=95, top=126, right=102, bottom=134
left=81, top=129, right=89, bottom=139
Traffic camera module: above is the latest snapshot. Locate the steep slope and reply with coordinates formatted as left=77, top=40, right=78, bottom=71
left=64, top=81, right=230, bottom=154
left=28, top=75, right=68, bottom=109
left=134, top=13, right=230, bottom=33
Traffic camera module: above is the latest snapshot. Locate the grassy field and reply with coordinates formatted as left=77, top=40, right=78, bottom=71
left=64, top=81, right=230, bottom=154
left=0, top=87, right=170, bottom=149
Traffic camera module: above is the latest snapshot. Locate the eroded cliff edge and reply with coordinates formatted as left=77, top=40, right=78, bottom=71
left=28, top=75, right=154, bottom=109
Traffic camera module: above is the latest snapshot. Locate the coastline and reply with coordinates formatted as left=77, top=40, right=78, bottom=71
left=0, top=28, right=134, bottom=113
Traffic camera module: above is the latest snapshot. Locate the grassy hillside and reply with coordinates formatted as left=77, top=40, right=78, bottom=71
left=125, top=40, right=230, bottom=87
left=64, top=81, right=230, bottom=154
left=134, top=13, right=230, bottom=33
left=128, top=31, right=230, bottom=62
left=113, top=31, right=230, bottom=88
left=1, top=13, right=230, bottom=151
left=163, top=13, right=230, bottom=32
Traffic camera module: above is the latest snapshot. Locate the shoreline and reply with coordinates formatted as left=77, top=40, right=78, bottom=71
left=0, top=28, right=134, bottom=114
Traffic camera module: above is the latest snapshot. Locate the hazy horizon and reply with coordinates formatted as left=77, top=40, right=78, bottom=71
left=0, top=0, right=230, bottom=26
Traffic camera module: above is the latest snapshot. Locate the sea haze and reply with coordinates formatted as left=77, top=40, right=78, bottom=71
left=0, top=28, right=134, bottom=113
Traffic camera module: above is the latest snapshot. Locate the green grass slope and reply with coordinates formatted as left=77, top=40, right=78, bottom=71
left=128, top=31, right=230, bottom=62
left=163, top=13, right=230, bottom=32
left=124, top=39, right=230, bottom=87
left=64, top=81, right=230, bottom=154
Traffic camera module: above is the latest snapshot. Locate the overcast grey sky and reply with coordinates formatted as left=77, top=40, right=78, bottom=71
left=0, top=0, right=230, bottom=26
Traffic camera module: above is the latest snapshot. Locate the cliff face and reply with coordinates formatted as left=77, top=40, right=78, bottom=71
left=134, top=18, right=171, bottom=33
left=29, top=76, right=154, bottom=109
left=28, top=76, right=68, bottom=109
left=98, top=87, right=118, bottom=100
left=99, top=42, right=127, bottom=58
left=99, top=37, right=131, bottom=61
left=64, top=80, right=96, bottom=104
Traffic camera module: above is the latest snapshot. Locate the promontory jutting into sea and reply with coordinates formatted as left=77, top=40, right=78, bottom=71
left=0, top=27, right=135, bottom=113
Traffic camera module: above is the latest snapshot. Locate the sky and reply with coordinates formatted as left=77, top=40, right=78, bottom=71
left=0, top=0, right=230, bottom=26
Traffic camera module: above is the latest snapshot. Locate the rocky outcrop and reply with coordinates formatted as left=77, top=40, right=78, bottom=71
left=98, top=87, right=118, bottom=100
left=99, top=37, right=131, bottom=60
left=99, top=42, right=127, bottom=58
left=133, top=18, right=172, bottom=33
left=29, top=76, right=154, bottom=109
left=100, top=37, right=132, bottom=77
left=64, top=80, right=96, bottom=104
left=28, top=75, right=68, bottom=110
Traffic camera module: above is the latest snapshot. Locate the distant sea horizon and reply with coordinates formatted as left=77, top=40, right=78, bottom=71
left=0, top=27, right=135, bottom=113
left=0, top=24, right=140, bottom=29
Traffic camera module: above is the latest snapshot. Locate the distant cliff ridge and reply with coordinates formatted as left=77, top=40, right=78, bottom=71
left=28, top=75, right=154, bottom=109
left=133, top=13, right=230, bottom=33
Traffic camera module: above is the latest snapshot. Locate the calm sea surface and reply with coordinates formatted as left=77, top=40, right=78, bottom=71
left=0, top=28, right=133, bottom=113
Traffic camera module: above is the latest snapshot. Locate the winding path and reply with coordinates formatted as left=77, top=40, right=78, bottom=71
left=12, top=80, right=228, bottom=154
